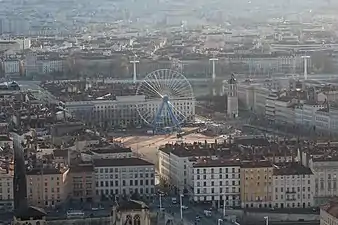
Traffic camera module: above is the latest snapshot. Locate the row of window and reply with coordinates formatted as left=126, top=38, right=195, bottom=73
left=195, top=174, right=239, bottom=180
left=195, top=187, right=239, bottom=194
left=96, top=187, right=155, bottom=196
left=95, top=167, right=154, bottom=173
left=196, top=180, right=239, bottom=187
left=28, top=176, right=60, bottom=181
left=29, top=187, right=60, bottom=193
left=315, top=180, right=338, bottom=191
left=0, top=188, right=11, bottom=194
left=96, top=173, right=154, bottom=179
left=28, top=194, right=61, bottom=200
left=244, top=202, right=312, bottom=208
left=275, top=193, right=312, bottom=200
left=196, top=168, right=239, bottom=174
left=275, top=186, right=311, bottom=193
left=96, top=179, right=154, bottom=187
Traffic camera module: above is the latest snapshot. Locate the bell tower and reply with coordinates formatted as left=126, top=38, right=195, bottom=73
left=227, top=73, right=238, bottom=118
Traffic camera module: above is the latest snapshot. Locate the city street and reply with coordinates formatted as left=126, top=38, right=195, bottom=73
left=152, top=195, right=234, bottom=225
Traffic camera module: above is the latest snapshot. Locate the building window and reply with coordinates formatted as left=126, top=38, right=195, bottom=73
left=134, top=215, right=141, bottom=225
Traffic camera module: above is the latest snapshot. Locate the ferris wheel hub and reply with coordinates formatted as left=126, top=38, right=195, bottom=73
left=162, top=95, right=169, bottom=102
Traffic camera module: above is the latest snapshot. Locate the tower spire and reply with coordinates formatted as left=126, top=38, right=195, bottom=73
left=130, top=55, right=139, bottom=84
left=209, top=57, right=218, bottom=96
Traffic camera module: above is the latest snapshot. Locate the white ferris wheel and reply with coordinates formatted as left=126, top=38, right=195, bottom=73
left=136, top=69, right=194, bottom=134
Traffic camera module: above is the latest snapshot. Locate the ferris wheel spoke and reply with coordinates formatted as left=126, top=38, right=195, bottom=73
left=151, top=71, right=164, bottom=95
left=165, top=69, right=174, bottom=90
left=165, top=70, right=177, bottom=90
left=170, top=97, right=192, bottom=101
left=172, top=74, right=188, bottom=92
left=168, top=101, right=187, bottom=123
left=172, top=81, right=187, bottom=95
left=177, top=86, right=194, bottom=97
left=156, top=69, right=167, bottom=94
left=145, top=76, right=161, bottom=96
left=142, top=84, right=160, bottom=99
left=143, top=79, right=163, bottom=98
left=144, top=111, right=155, bottom=124
left=143, top=83, right=161, bottom=98
left=168, top=73, right=180, bottom=92
left=137, top=107, right=154, bottom=124
left=171, top=78, right=186, bottom=96
left=172, top=82, right=190, bottom=98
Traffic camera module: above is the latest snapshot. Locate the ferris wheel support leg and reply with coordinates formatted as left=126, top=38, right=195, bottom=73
left=166, top=102, right=181, bottom=133
left=153, top=101, right=166, bottom=134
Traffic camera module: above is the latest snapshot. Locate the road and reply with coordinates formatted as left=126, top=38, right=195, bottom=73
left=152, top=195, right=234, bottom=225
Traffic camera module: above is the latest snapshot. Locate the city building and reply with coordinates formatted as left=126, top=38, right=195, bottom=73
left=158, top=142, right=224, bottom=192
left=91, top=146, right=134, bottom=159
left=309, top=157, right=338, bottom=203
left=241, top=160, right=274, bottom=208
left=81, top=145, right=134, bottom=162
left=0, top=18, right=30, bottom=35
left=192, top=159, right=241, bottom=207
left=295, top=103, right=324, bottom=128
left=24, top=51, right=38, bottom=76
left=320, top=201, right=338, bottom=225
left=38, top=58, right=64, bottom=75
left=111, top=200, right=151, bottom=225
left=0, top=135, right=12, bottom=148
left=0, top=169, right=14, bottom=211
left=26, top=167, right=70, bottom=208
left=94, top=158, right=155, bottom=199
left=315, top=107, right=338, bottom=135
left=237, top=83, right=255, bottom=111
left=12, top=207, right=47, bottom=225
left=65, top=95, right=195, bottom=128
left=227, top=74, right=238, bottom=118
left=274, top=97, right=296, bottom=126
left=68, top=164, right=95, bottom=201
left=272, top=163, right=314, bottom=208
left=2, top=59, right=20, bottom=77
left=265, top=91, right=278, bottom=123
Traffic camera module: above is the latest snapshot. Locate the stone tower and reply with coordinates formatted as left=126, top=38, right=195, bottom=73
left=227, top=73, right=238, bottom=118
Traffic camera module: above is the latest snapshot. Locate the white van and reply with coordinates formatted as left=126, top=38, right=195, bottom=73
left=204, top=210, right=212, bottom=217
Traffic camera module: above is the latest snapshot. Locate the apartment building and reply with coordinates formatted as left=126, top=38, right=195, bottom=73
left=2, top=59, right=20, bottom=77
left=309, top=157, right=338, bottom=203
left=38, top=59, right=64, bottom=75
left=69, top=164, right=95, bottom=201
left=91, top=146, right=133, bottom=159
left=241, top=160, right=274, bottom=208
left=81, top=145, right=133, bottom=162
left=0, top=169, right=13, bottom=211
left=274, top=97, right=296, bottom=125
left=272, top=163, right=314, bottom=208
left=26, top=167, right=70, bottom=208
left=94, top=158, right=155, bottom=199
left=315, top=107, right=338, bottom=134
left=158, top=142, right=226, bottom=192
left=265, top=91, right=278, bottom=123
left=321, top=201, right=338, bottom=225
left=192, top=159, right=241, bottom=207
left=295, top=103, right=324, bottom=128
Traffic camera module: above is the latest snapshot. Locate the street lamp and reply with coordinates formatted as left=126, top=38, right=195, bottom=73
left=180, top=194, right=184, bottom=220
left=159, top=193, right=163, bottom=211
left=264, top=216, right=269, bottom=225
left=223, top=195, right=226, bottom=217
left=218, top=219, right=223, bottom=225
